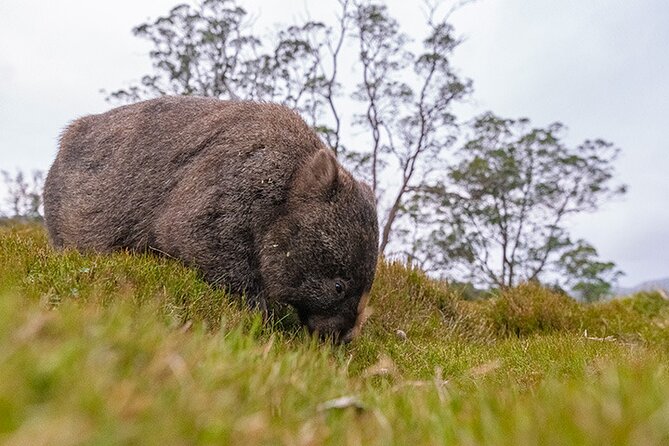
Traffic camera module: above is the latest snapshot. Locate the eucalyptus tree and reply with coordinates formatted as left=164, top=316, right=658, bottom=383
left=412, top=112, right=625, bottom=298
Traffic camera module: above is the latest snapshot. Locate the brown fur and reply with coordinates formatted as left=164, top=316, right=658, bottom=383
left=43, top=96, right=379, bottom=341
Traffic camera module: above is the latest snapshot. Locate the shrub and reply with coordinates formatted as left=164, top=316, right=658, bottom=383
left=488, top=283, right=582, bottom=337
left=581, top=291, right=669, bottom=348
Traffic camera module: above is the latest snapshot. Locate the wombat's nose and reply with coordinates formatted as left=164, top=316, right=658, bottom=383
left=322, top=328, right=353, bottom=344
left=305, top=314, right=352, bottom=344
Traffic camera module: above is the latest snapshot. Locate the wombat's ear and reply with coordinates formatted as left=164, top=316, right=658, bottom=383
left=292, top=149, right=339, bottom=199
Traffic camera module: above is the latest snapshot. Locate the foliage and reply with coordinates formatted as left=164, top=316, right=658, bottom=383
left=0, top=169, right=44, bottom=220
left=2, top=224, right=669, bottom=444
left=412, top=112, right=626, bottom=298
left=560, top=240, right=624, bottom=302
left=106, top=0, right=343, bottom=135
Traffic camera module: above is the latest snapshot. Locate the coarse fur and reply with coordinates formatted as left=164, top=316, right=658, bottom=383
left=44, top=96, right=379, bottom=342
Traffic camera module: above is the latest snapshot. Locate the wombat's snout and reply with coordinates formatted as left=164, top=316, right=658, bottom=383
left=304, top=314, right=356, bottom=344
left=302, top=293, right=370, bottom=343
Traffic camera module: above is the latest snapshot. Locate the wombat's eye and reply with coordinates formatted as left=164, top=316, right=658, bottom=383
left=334, top=281, right=344, bottom=294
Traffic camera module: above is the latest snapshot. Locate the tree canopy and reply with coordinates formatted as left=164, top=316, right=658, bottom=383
left=411, top=112, right=626, bottom=296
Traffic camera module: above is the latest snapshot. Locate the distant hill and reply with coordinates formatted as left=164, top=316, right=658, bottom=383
left=613, top=277, right=669, bottom=297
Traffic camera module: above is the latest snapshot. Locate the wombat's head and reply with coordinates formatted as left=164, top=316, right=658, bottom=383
left=261, top=149, right=379, bottom=343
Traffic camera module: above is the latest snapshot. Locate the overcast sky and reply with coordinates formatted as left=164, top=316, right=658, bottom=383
left=1, top=0, right=667, bottom=287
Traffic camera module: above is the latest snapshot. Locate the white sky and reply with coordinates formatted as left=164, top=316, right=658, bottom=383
left=0, top=0, right=667, bottom=287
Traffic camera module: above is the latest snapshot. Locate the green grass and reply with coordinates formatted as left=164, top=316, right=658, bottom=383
left=2, top=223, right=669, bottom=445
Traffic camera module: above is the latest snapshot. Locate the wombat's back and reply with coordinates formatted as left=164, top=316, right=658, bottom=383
left=44, top=96, right=323, bottom=254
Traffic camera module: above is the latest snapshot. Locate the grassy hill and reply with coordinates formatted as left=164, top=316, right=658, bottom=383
left=2, top=223, right=669, bottom=445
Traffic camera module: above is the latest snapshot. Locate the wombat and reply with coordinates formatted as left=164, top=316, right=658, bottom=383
left=44, top=96, right=379, bottom=342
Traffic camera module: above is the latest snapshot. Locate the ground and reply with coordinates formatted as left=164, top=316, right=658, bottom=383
left=1, top=223, right=669, bottom=445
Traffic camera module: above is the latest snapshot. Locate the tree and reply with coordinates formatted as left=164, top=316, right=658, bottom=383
left=105, top=0, right=344, bottom=135
left=1, top=169, right=45, bottom=220
left=559, top=240, right=623, bottom=302
left=106, top=0, right=472, bottom=256
left=351, top=2, right=471, bottom=254
left=106, top=1, right=251, bottom=102
left=413, top=112, right=625, bottom=298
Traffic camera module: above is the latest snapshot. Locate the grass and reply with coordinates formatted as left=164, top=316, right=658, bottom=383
left=2, top=223, right=669, bottom=445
